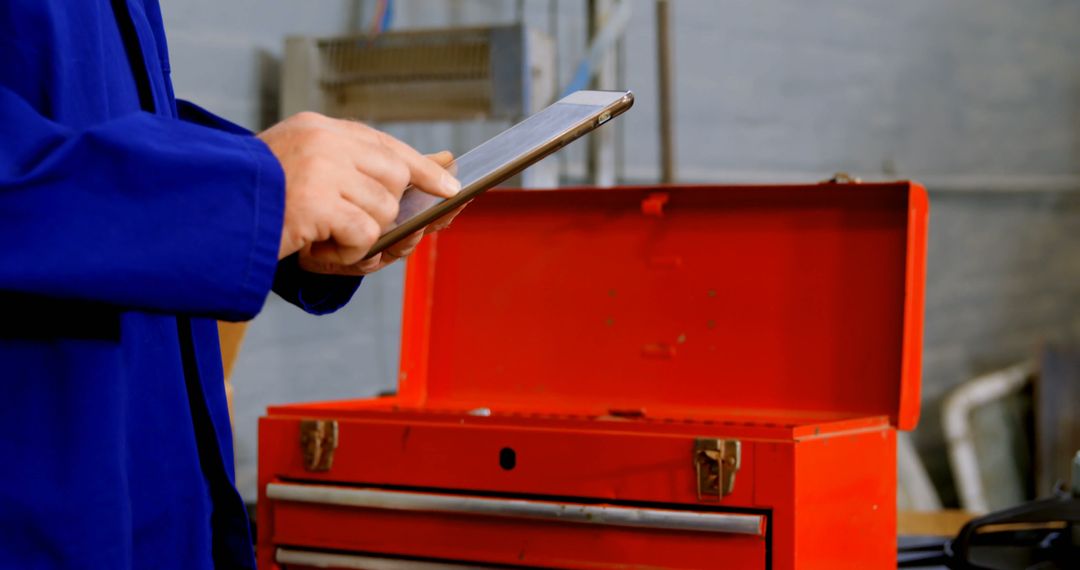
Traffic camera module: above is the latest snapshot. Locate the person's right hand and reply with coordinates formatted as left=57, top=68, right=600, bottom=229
left=257, top=111, right=461, bottom=265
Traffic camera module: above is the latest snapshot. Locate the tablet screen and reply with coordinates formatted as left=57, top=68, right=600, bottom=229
left=392, top=102, right=604, bottom=229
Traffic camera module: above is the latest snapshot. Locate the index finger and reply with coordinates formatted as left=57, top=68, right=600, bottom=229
left=378, top=131, right=461, bottom=198
left=338, top=123, right=461, bottom=199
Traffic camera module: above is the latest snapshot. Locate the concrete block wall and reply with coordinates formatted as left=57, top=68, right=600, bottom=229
left=162, top=0, right=1080, bottom=505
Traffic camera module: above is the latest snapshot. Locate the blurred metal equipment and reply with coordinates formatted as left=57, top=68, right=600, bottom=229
left=1074, top=451, right=1080, bottom=497
left=900, top=483, right=1080, bottom=568
left=281, top=25, right=555, bottom=123
left=656, top=0, right=676, bottom=183
left=1036, top=345, right=1080, bottom=498
left=943, top=362, right=1035, bottom=514
left=583, top=0, right=629, bottom=185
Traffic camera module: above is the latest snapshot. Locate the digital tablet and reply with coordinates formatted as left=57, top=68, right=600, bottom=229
left=366, top=89, right=635, bottom=258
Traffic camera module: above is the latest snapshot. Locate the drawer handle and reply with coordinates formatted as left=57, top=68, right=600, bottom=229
left=277, top=548, right=490, bottom=569
left=266, top=483, right=765, bottom=536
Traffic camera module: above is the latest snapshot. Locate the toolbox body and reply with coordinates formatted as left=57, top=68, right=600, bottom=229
left=257, top=182, right=929, bottom=569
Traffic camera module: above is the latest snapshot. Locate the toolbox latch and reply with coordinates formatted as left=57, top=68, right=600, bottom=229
left=694, top=438, right=741, bottom=500
left=822, top=171, right=862, bottom=184
left=299, top=419, right=339, bottom=472
left=641, top=192, right=669, bottom=216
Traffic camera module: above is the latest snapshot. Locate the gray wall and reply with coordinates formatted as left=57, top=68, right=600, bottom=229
left=617, top=0, right=1080, bottom=181
left=163, top=0, right=1080, bottom=505
left=921, top=190, right=1080, bottom=505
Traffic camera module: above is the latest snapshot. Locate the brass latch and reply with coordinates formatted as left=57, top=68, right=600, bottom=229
left=299, top=419, right=339, bottom=472
left=695, top=438, right=741, bottom=500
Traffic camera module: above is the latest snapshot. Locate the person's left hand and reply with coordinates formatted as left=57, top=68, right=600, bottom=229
left=299, top=150, right=467, bottom=276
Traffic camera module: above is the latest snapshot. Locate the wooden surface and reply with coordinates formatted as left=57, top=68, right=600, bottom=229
left=217, top=321, right=249, bottom=422
left=898, top=510, right=975, bottom=537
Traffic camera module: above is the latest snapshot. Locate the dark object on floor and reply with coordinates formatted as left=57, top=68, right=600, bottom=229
left=899, top=489, right=1079, bottom=569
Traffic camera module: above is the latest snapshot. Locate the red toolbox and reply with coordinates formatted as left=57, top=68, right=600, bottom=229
left=257, top=181, right=929, bottom=570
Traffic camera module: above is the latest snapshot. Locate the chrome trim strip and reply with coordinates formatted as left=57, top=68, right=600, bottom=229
left=276, top=548, right=484, bottom=569
left=266, top=482, right=765, bottom=536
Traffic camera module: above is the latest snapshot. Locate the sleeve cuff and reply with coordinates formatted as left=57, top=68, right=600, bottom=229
left=227, top=135, right=286, bottom=321
left=271, top=254, right=363, bottom=315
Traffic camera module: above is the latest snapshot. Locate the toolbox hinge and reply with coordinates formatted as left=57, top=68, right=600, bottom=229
left=299, top=419, right=339, bottom=472
left=695, top=438, right=741, bottom=500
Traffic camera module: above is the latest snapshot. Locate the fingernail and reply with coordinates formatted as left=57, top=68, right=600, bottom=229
left=441, top=172, right=461, bottom=196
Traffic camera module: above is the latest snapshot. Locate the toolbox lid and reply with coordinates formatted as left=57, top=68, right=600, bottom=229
left=397, top=182, right=928, bottom=430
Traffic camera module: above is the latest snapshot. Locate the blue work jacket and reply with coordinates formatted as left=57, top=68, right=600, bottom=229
left=0, top=1, right=361, bottom=568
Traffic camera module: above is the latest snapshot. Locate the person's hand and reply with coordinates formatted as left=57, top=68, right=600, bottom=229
left=349, top=202, right=468, bottom=274
left=257, top=112, right=461, bottom=270
left=337, top=151, right=469, bottom=275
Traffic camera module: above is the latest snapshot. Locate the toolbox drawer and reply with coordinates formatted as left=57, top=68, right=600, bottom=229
left=268, top=482, right=768, bottom=569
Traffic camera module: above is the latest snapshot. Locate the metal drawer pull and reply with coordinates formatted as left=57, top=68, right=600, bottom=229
left=276, top=548, right=488, bottom=569
left=266, top=483, right=765, bottom=536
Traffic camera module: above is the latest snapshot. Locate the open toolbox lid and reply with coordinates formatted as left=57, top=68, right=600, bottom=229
left=396, top=182, right=928, bottom=430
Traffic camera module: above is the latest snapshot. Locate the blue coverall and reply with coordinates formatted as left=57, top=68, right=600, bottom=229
left=0, top=1, right=361, bottom=568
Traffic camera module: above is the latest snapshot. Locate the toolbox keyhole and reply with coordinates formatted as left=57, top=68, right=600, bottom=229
left=499, top=447, right=516, bottom=471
